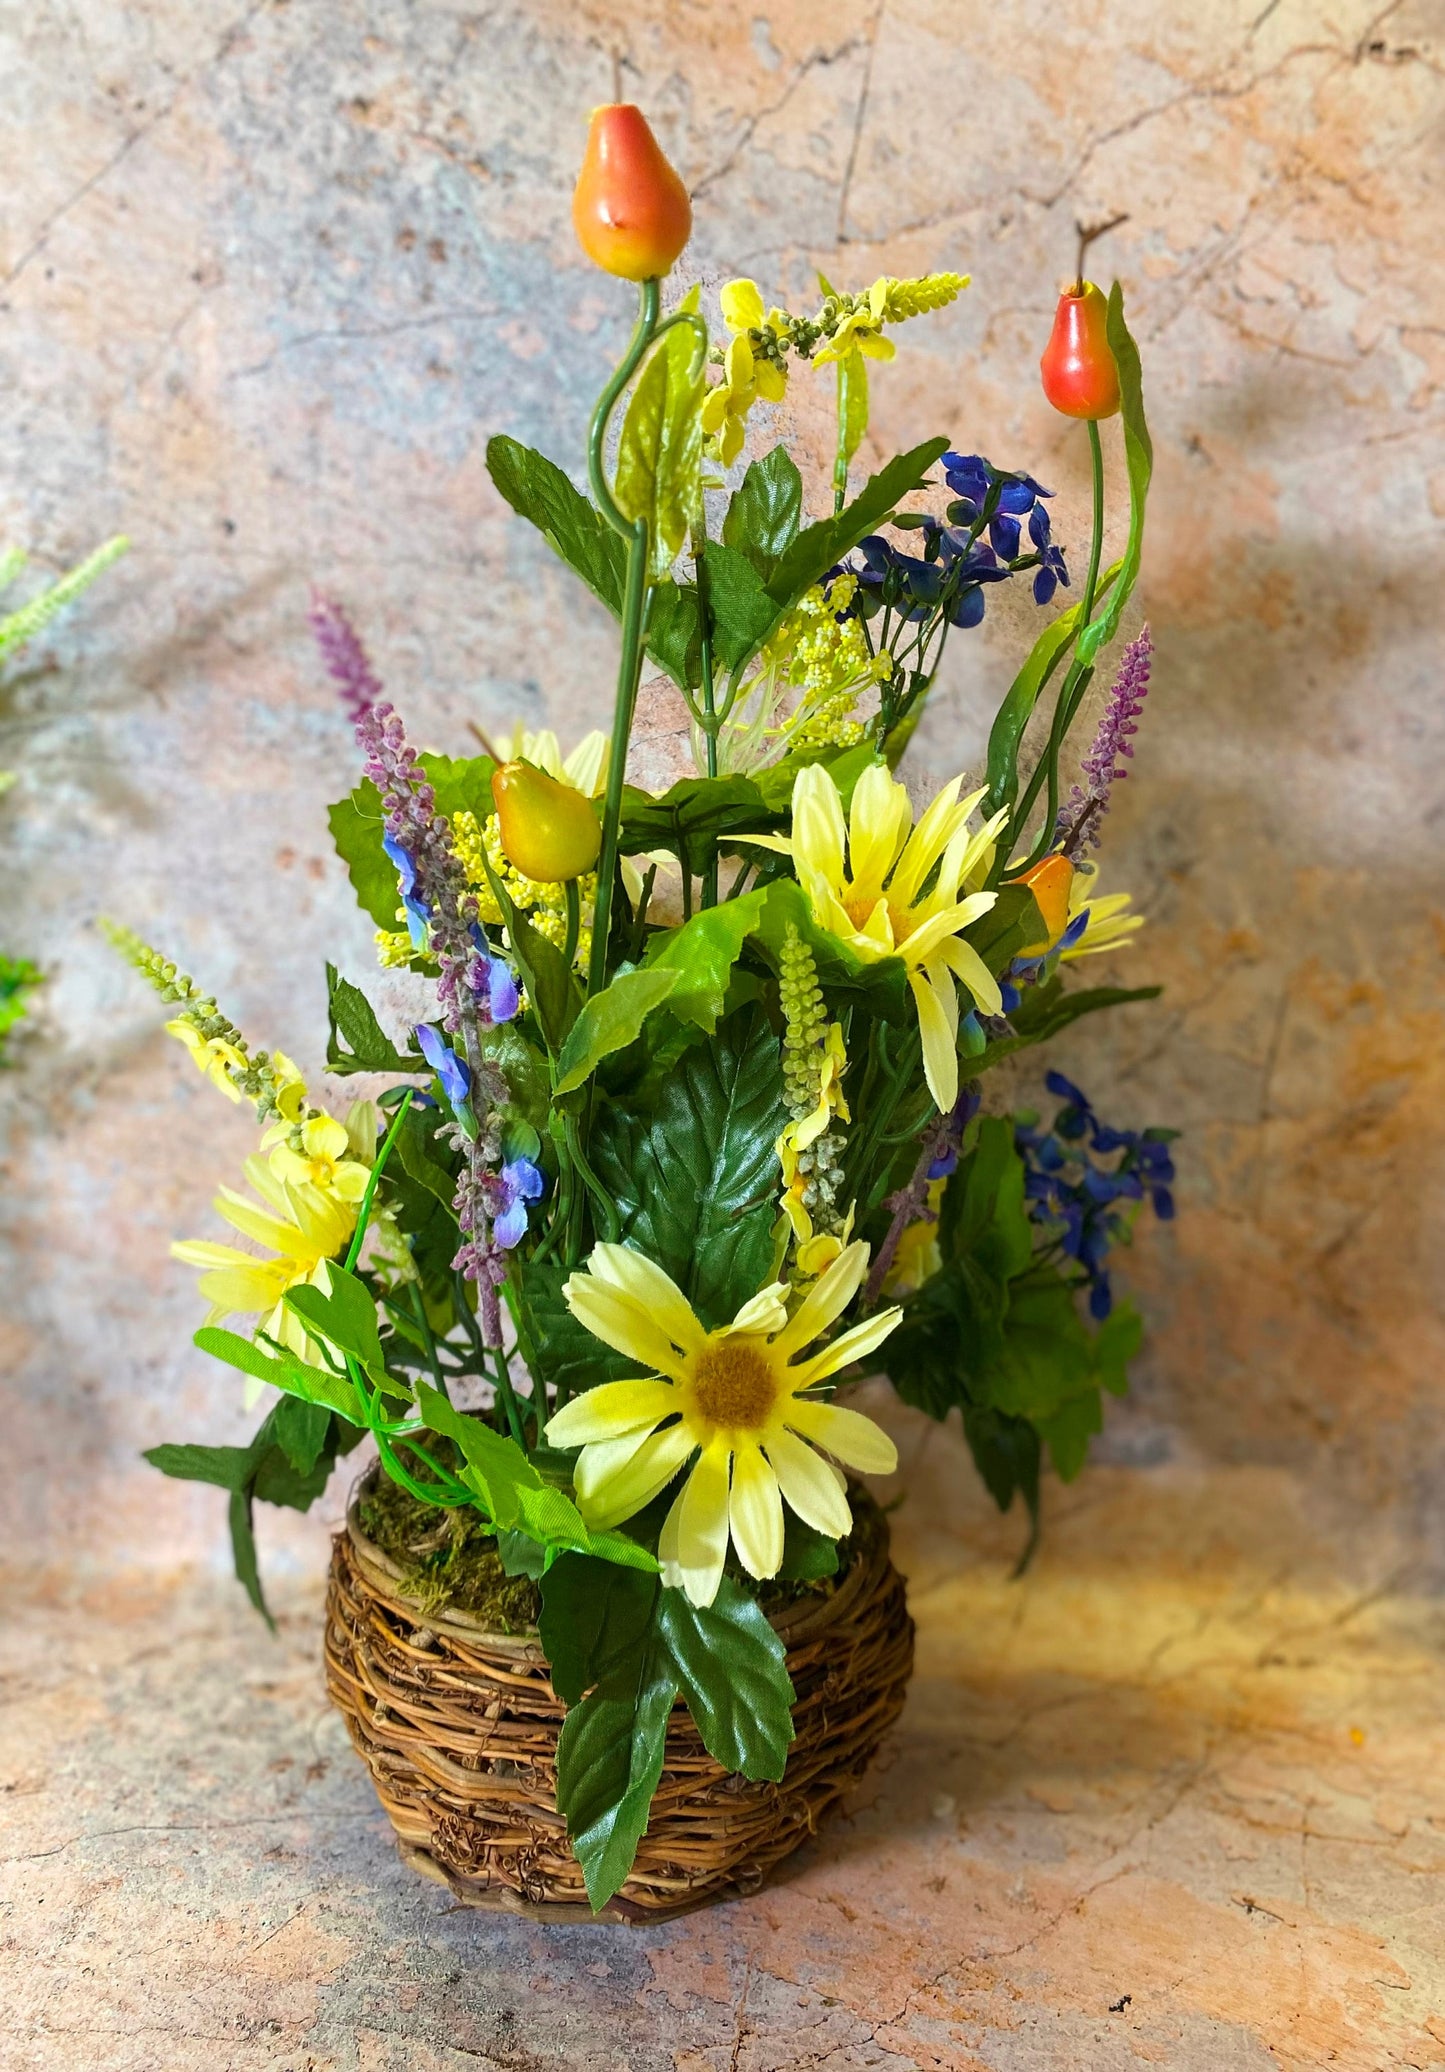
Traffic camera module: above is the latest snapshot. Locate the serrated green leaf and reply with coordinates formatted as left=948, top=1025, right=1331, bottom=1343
left=553, top=966, right=681, bottom=1096
left=721, top=446, right=803, bottom=581
left=539, top=1557, right=660, bottom=1708
left=618, top=773, right=774, bottom=877
left=591, top=1006, right=787, bottom=1330
left=696, top=539, right=779, bottom=675
left=325, top=963, right=414, bottom=1076
left=283, top=1263, right=408, bottom=1399
left=555, top=1667, right=677, bottom=1912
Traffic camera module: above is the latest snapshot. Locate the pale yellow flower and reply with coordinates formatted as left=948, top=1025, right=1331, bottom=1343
left=172, top=1156, right=357, bottom=1369
left=262, top=1111, right=370, bottom=1202
left=1060, top=871, right=1145, bottom=961
left=165, top=1018, right=247, bottom=1102
left=491, top=724, right=610, bottom=799
left=545, top=1240, right=900, bottom=1607
left=703, top=284, right=789, bottom=467
left=747, top=762, right=1008, bottom=1115
left=812, top=279, right=897, bottom=368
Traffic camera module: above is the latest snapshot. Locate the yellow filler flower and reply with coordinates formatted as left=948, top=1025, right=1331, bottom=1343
left=544, top=1240, right=901, bottom=1608
left=748, top=761, right=1008, bottom=1115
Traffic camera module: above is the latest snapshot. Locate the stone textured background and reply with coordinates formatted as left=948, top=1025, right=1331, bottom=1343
left=4, top=4, right=1445, bottom=2066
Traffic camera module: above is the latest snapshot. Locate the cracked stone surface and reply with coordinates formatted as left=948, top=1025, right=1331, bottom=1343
left=2, top=0, right=1444, bottom=2065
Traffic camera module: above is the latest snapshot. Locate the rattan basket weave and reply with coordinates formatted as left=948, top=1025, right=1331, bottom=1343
left=324, top=1478, right=914, bottom=1922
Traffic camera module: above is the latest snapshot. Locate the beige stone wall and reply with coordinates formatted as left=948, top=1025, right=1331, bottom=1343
left=3, top=0, right=1442, bottom=1580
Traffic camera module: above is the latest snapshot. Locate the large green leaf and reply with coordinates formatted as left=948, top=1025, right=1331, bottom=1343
left=654, top=1577, right=794, bottom=1781
left=591, top=1006, right=787, bottom=1329
left=539, top=1557, right=660, bottom=1708
left=615, top=302, right=706, bottom=580
left=722, top=446, right=802, bottom=582
left=765, top=439, right=950, bottom=609
left=507, top=1258, right=637, bottom=1399
left=1077, top=286, right=1152, bottom=670
left=552, top=966, right=681, bottom=1097
left=328, top=783, right=399, bottom=930
left=643, top=892, right=767, bottom=1033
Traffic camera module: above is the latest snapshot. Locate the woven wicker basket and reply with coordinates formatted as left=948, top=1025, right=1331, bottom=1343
left=324, top=1476, right=914, bottom=1922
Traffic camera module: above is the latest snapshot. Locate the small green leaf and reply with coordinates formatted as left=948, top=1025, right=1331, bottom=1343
left=614, top=302, right=706, bottom=580
left=1076, top=285, right=1152, bottom=670
left=283, top=1263, right=408, bottom=1398
left=325, top=964, right=414, bottom=1076
left=765, top=439, right=949, bottom=609
left=836, top=352, right=869, bottom=473
left=721, top=446, right=803, bottom=581
left=553, top=967, right=681, bottom=1096
left=194, top=1325, right=367, bottom=1425
left=696, top=540, right=779, bottom=676
left=643, top=892, right=766, bottom=1033
left=539, top=1557, right=660, bottom=1708
left=982, top=564, right=1122, bottom=818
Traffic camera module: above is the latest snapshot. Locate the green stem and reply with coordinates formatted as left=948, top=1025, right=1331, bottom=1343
left=490, top=1337, right=527, bottom=1450
left=694, top=532, right=721, bottom=908
left=1005, top=417, right=1107, bottom=873
left=587, top=279, right=661, bottom=999
left=408, top=1280, right=448, bottom=1401
left=344, top=1089, right=414, bottom=1272
left=562, top=879, right=581, bottom=969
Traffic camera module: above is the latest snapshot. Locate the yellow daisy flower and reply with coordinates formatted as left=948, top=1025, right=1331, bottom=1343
left=747, top=761, right=1009, bottom=1115
left=172, top=1156, right=357, bottom=1368
left=544, top=1240, right=901, bottom=1607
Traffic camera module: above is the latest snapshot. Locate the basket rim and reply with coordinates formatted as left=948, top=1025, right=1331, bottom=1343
left=343, top=1462, right=891, bottom=1656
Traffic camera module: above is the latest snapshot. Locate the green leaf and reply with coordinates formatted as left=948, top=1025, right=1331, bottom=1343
left=539, top=1557, right=660, bottom=1708
left=961, top=1406, right=1041, bottom=1520
left=1077, top=285, right=1152, bottom=671
left=721, top=446, right=803, bottom=582
left=939, top=1117, right=1034, bottom=1283
left=697, top=540, right=779, bottom=676
left=975, top=977, right=1162, bottom=1073
left=393, top=1103, right=459, bottom=1206
left=552, top=966, right=682, bottom=1096
left=643, top=892, right=767, bottom=1033
left=270, top=1394, right=334, bottom=1476
left=618, top=773, right=773, bottom=877
left=194, top=1325, right=366, bottom=1425
left=485, top=434, right=698, bottom=690
left=765, top=439, right=949, bottom=609
left=1035, top=1387, right=1102, bottom=1482
left=982, top=564, right=1122, bottom=817
left=508, top=1257, right=637, bottom=1399
left=836, top=352, right=869, bottom=473
left=145, top=1440, right=255, bottom=1493
left=283, top=1263, right=408, bottom=1399
left=328, top=783, right=400, bottom=930
left=778, top=1511, right=840, bottom=1581
left=654, top=1577, right=794, bottom=1781
left=228, top=1487, right=269, bottom=1628
left=592, top=1006, right=788, bottom=1329
left=325, top=964, right=414, bottom=1076
left=555, top=1667, right=677, bottom=1912
left=510, top=902, right=582, bottom=1056
left=614, top=302, right=706, bottom=580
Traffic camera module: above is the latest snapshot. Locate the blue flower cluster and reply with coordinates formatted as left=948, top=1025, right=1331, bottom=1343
left=842, top=451, right=1070, bottom=631
left=1015, top=1071, right=1176, bottom=1320
left=414, top=1021, right=546, bottom=1252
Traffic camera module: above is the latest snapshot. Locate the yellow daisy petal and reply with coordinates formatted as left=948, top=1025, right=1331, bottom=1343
left=789, top=1304, right=903, bottom=1387
left=772, top=1238, right=871, bottom=1357
left=661, top=1442, right=732, bottom=1607
left=729, top=1444, right=784, bottom=1580
left=909, top=967, right=959, bottom=1114
left=784, top=1398, right=898, bottom=1476
left=544, top=1377, right=677, bottom=1449
left=763, top=1426, right=852, bottom=1537
left=577, top=1422, right=696, bottom=1533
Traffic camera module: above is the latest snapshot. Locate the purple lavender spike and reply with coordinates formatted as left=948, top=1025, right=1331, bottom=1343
left=309, top=591, right=385, bottom=725
left=1058, top=627, right=1153, bottom=857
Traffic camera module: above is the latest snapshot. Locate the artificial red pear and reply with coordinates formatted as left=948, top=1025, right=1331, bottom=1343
left=1040, top=281, right=1120, bottom=421
left=572, top=104, right=692, bottom=282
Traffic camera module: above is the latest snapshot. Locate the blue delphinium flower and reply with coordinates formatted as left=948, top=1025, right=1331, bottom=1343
left=384, top=833, right=433, bottom=949
left=1016, top=1072, right=1177, bottom=1318
left=415, top=1020, right=470, bottom=1109
left=493, top=1156, right=545, bottom=1249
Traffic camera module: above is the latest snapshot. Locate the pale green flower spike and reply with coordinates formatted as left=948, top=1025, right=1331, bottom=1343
left=776, top=924, right=852, bottom=1276
left=0, top=535, right=129, bottom=662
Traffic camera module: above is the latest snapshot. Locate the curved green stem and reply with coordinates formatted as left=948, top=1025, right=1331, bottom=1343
left=344, top=1089, right=414, bottom=1271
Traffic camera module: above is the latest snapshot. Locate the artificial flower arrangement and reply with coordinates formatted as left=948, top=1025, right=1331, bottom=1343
left=113, top=107, right=1175, bottom=1916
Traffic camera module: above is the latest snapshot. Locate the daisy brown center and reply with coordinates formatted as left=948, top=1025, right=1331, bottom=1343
left=690, top=1340, right=777, bottom=1431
